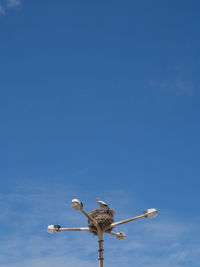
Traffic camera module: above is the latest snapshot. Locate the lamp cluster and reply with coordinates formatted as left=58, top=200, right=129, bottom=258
left=47, top=198, right=157, bottom=267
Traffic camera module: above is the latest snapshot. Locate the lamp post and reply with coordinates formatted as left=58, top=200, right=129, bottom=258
left=47, top=198, right=158, bottom=267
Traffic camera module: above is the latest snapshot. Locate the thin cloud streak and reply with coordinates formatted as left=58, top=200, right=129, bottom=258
left=7, top=0, right=21, bottom=8
left=0, top=0, right=21, bottom=15
left=149, top=78, right=194, bottom=96
left=0, top=3, right=5, bottom=14
left=148, top=63, right=196, bottom=96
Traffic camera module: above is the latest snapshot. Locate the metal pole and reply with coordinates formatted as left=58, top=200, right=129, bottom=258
left=98, top=231, right=104, bottom=267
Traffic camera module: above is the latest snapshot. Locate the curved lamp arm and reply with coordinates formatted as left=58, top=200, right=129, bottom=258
left=106, top=231, right=126, bottom=240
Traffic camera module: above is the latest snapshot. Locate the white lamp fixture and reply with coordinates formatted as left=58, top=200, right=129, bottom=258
left=116, top=232, right=126, bottom=240
left=47, top=225, right=61, bottom=234
left=143, top=208, right=158, bottom=218
left=71, top=199, right=83, bottom=210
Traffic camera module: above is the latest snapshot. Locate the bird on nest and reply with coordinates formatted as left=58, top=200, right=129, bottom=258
left=97, top=198, right=109, bottom=209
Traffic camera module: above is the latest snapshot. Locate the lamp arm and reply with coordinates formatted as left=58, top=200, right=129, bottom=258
left=106, top=214, right=145, bottom=230
left=105, top=231, right=119, bottom=237
left=59, top=227, right=90, bottom=231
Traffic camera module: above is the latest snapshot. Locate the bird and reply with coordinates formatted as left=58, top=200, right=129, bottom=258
left=97, top=198, right=109, bottom=209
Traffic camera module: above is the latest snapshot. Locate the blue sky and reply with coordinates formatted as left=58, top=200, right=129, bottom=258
left=0, top=1, right=200, bottom=266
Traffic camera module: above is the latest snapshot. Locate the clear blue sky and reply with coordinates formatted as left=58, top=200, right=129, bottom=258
left=0, top=1, right=200, bottom=266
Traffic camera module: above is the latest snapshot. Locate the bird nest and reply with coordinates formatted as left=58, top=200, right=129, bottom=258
left=88, top=209, right=115, bottom=235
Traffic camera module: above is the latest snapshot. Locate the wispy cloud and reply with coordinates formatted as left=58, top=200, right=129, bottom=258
left=7, top=0, right=21, bottom=8
left=0, top=0, right=21, bottom=15
left=0, top=3, right=5, bottom=14
left=148, top=64, right=196, bottom=96
left=149, top=77, right=194, bottom=96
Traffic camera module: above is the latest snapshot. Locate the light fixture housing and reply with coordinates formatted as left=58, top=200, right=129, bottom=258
left=143, top=208, right=158, bottom=218
left=71, top=199, right=83, bottom=210
left=117, top=232, right=126, bottom=240
left=47, top=225, right=61, bottom=234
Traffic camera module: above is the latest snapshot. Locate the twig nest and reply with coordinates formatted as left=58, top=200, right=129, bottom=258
left=88, top=208, right=115, bottom=235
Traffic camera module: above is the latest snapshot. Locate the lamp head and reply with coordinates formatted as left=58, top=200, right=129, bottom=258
left=117, top=232, right=126, bottom=240
left=47, top=225, right=61, bottom=234
left=143, top=208, right=158, bottom=218
left=71, top=199, right=83, bottom=210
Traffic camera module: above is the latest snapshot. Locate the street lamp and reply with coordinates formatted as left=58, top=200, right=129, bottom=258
left=71, top=199, right=83, bottom=210
left=47, top=198, right=158, bottom=267
left=143, top=208, right=158, bottom=218
left=47, top=224, right=61, bottom=234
